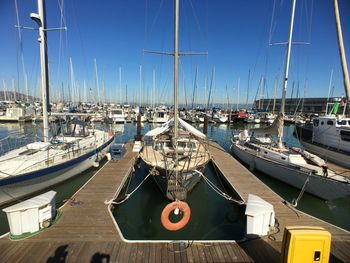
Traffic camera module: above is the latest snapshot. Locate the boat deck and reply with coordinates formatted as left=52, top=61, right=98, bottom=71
left=0, top=140, right=349, bottom=262
left=327, top=162, right=350, bottom=178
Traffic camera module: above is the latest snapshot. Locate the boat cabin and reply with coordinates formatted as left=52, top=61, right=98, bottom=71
left=62, top=117, right=90, bottom=137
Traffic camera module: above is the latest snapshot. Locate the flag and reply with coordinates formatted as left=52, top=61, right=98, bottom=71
left=332, top=102, right=340, bottom=114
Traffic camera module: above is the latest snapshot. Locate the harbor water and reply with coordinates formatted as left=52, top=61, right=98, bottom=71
left=0, top=121, right=349, bottom=238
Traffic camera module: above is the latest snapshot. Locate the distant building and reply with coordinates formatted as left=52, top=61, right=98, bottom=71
left=253, top=97, right=345, bottom=114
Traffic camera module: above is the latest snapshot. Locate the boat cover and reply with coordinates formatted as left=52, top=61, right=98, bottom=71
left=144, top=117, right=207, bottom=139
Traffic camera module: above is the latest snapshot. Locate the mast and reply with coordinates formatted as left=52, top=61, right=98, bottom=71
left=152, top=69, right=155, bottom=108
left=31, top=0, right=50, bottom=142
left=278, top=0, right=296, bottom=149
left=94, top=58, right=100, bottom=105
left=245, top=70, right=250, bottom=111
left=334, top=0, right=350, bottom=111
left=174, top=0, right=179, bottom=142
left=173, top=0, right=179, bottom=182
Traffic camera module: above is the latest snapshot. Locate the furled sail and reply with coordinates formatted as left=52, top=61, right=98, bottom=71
left=251, top=112, right=284, bottom=139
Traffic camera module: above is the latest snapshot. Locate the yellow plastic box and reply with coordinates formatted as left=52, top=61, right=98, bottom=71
left=280, top=226, right=331, bottom=263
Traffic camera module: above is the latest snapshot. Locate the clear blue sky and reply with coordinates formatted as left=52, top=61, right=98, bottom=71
left=0, top=0, right=349, bottom=106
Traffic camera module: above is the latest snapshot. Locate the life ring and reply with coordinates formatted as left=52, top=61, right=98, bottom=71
left=161, top=200, right=191, bottom=231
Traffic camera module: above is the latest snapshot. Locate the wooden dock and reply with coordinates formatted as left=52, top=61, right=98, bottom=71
left=0, top=140, right=349, bottom=262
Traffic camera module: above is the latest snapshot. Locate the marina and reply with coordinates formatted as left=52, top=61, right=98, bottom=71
left=0, top=139, right=349, bottom=262
left=0, top=0, right=350, bottom=262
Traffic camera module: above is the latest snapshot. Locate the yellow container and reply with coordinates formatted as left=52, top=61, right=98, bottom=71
left=280, top=226, right=331, bottom=263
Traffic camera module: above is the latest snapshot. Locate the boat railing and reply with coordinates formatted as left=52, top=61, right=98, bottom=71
left=1, top=137, right=101, bottom=176
left=0, top=133, right=37, bottom=156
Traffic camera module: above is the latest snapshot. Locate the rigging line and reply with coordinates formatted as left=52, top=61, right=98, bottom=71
left=268, top=0, right=278, bottom=45
left=57, top=0, right=67, bottom=28
left=187, top=0, right=204, bottom=43
left=144, top=0, right=165, bottom=49
left=68, top=0, right=88, bottom=81
left=56, top=0, right=67, bottom=90
left=14, top=0, right=27, bottom=99
left=307, top=0, right=314, bottom=44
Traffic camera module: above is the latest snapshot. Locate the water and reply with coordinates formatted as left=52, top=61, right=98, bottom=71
left=205, top=122, right=350, bottom=232
left=0, top=121, right=349, bottom=238
left=113, top=161, right=245, bottom=241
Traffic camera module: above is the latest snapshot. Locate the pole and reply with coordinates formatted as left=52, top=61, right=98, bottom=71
left=278, top=0, right=296, bottom=149
left=334, top=0, right=350, bottom=113
left=37, top=0, right=50, bottom=142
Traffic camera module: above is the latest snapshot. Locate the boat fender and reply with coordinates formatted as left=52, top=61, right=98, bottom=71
left=106, top=153, right=112, bottom=161
left=93, top=161, right=100, bottom=168
left=161, top=200, right=191, bottom=231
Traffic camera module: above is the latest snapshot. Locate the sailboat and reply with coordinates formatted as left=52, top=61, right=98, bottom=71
left=231, top=0, right=350, bottom=201
left=295, top=0, right=350, bottom=170
left=140, top=0, right=210, bottom=202
left=0, top=0, right=114, bottom=206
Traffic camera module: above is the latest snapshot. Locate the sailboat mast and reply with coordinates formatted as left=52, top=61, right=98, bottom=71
left=174, top=0, right=179, bottom=142
left=333, top=0, right=350, bottom=109
left=278, top=0, right=296, bottom=148
left=33, top=0, right=50, bottom=142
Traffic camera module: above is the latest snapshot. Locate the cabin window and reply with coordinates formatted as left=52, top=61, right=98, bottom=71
left=178, top=142, right=186, bottom=148
left=321, top=121, right=324, bottom=125
left=340, top=130, right=350, bottom=142
left=313, top=119, right=319, bottom=127
left=281, top=157, right=286, bottom=160
left=264, top=151, right=268, bottom=154
left=327, top=120, right=334, bottom=126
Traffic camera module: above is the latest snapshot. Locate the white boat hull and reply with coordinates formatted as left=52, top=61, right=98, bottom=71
left=231, top=144, right=350, bottom=200
left=0, top=137, right=113, bottom=206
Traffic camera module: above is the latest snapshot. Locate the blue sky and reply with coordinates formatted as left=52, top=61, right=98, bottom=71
left=0, top=0, right=349, bottom=106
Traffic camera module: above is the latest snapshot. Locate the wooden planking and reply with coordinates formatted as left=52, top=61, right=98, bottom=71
left=209, top=141, right=350, bottom=262
left=0, top=140, right=349, bottom=262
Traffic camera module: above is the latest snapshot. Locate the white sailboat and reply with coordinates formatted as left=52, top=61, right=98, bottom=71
left=231, top=0, right=350, bottom=201
left=140, top=0, right=210, bottom=201
left=0, top=0, right=114, bottom=206
left=295, top=0, right=350, bottom=170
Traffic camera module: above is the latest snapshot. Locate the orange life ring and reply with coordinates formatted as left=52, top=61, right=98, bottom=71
left=161, top=200, right=191, bottom=231
left=108, top=130, right=113, bottom=137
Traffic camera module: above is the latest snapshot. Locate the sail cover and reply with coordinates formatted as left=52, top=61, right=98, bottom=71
left=144, top=117, right=207, bottom=139
left=251, top=112, right=284, bottom=138
left=144, top=119, right=172, bottom=137
left=178, top=118, right=207, bottom=139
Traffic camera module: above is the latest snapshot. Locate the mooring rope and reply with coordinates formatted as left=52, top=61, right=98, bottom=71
left=194, top=170, right=245, bottom=205
left=291, top=172, right=311, bottom=207
left=104, top=167, right=155, bottom=205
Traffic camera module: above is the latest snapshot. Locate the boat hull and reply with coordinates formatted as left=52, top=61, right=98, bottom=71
left=231, top=144, right=350, bottom=200
left=0, top=136, right=114, bottom=206
left=144, top=163, right=203, bottom=201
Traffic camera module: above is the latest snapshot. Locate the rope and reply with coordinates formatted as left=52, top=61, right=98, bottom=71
left=291, top=172, right=311, bottom=207
left=194, top=170, right=244, bottom=205
left=104, top=168, right=154, bottom=205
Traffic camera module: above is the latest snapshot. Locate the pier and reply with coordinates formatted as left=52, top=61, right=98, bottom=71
left=0, top=140, right=349, bottom=262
